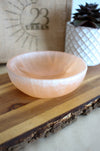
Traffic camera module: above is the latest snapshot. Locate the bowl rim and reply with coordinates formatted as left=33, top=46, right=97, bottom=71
left=7, top=51, right=88, bottom=81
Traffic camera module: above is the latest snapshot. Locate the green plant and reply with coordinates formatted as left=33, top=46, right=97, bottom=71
left=72, top=3, right=100, bottom=28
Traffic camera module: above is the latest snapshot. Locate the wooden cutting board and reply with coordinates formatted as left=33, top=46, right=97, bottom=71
left=0, top=65, right=100, bottom=151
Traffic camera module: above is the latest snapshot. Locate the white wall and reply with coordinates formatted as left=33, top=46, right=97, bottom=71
left=71, top=0, right=100, bottom=20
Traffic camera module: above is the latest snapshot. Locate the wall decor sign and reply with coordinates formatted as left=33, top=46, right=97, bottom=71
left=0, top=0, right=72, bottom=63
left=6, top=0, right=50, bottom=49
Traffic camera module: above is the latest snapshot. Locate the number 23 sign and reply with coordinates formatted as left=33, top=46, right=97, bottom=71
left=20, top=2, right=49, bottom=36
left=5, top=0, right=68, bottom=51
left=25, top=8, right=49, bottom=30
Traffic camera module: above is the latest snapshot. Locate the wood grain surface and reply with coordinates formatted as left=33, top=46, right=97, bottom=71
left=0, top=65, right=100, bottom=151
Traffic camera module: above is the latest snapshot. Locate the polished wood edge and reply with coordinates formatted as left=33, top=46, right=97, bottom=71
left=1, top=96, right=100, bottom=151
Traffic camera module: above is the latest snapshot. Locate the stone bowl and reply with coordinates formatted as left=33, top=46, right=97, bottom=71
left=7, top=51, right=87, bottom=98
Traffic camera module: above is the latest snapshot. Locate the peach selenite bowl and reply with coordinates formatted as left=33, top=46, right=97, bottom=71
left=7, top=51, right=87, bottom=98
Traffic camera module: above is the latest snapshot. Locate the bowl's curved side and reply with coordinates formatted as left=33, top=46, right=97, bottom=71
left=7, top=67, right=87, bottom=98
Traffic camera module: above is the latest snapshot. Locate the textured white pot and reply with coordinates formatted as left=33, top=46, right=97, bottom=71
left=65, top=22, right=100, bottom=66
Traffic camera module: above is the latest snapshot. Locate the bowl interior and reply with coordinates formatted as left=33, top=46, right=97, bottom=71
left=7, top=51, right=87, bottom=79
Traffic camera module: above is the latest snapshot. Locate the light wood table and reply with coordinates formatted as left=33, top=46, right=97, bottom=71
left=0, top=65, right=100, bottom=151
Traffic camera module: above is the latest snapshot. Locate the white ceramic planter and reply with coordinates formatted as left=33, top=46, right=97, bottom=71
left=65, top=22, right=100, bottom=66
